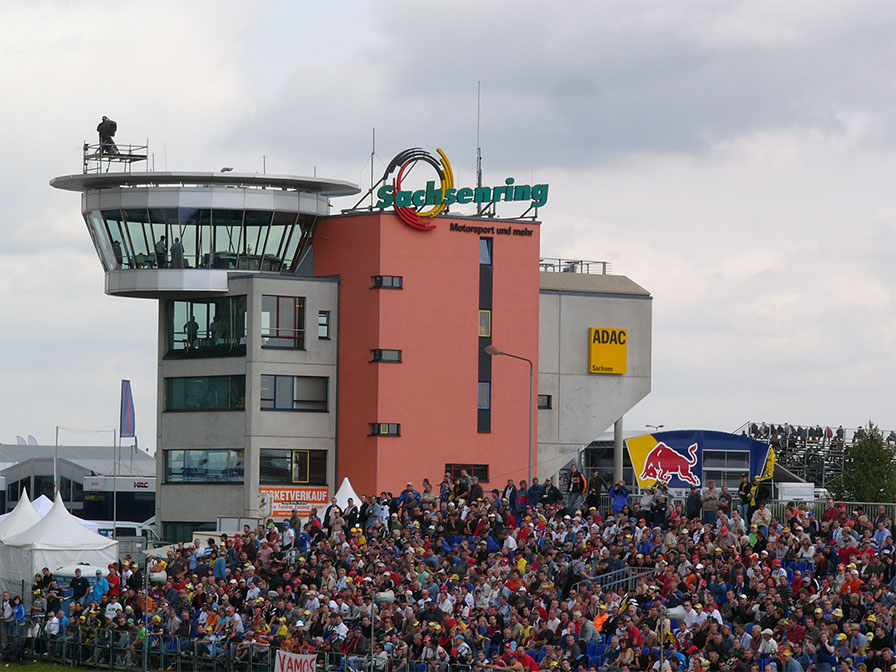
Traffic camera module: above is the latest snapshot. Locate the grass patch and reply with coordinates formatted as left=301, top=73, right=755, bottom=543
left=1, top=664, right=95, bottom=672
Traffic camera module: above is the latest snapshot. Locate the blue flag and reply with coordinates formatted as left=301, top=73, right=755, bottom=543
left=120, top=380, right=135, bottom=438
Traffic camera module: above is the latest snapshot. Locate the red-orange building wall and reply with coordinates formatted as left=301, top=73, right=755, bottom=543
left=313, top=213, right=540, bottom=495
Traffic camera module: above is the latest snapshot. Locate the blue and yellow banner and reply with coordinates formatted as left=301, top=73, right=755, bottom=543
left=626, top=430, right=775, bottom=489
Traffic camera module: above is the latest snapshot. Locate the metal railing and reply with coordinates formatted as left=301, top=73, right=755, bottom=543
left=83, top=141, right=149, bottom=174
left=569, top=565, right=661, bottom=597
left=590, top=494, right=896, bottom=524
left=0, top=626, right=481, bottom=672
left=539, top=258, right=611, bottom=275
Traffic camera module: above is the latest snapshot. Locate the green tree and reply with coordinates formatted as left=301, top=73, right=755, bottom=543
left=830, top=422, right=896, bottom=502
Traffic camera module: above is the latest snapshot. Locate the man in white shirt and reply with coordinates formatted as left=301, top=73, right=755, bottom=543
left=105, top=598, right=123, bottom=622
left=682, top=601, right=701, bottom=629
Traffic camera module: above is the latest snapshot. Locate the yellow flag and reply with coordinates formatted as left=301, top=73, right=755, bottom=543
left=759, top=446, right=776, bottom=481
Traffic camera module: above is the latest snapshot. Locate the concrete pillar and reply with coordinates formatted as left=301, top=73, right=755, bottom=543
left=614, top=416, right=624, bottom=483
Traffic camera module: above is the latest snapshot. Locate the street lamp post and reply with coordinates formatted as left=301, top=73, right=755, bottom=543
left=484, top=345, right=534, bottom=483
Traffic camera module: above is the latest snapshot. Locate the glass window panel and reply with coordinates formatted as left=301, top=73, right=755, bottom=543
left=243, top=210, right=272, bottom=260
left=167, top=451, right=185, bottom=482
left=480, top=238, right=493, bottom=265
left=205, top=451, right=229, bottom=481
left=86, top=211, right=116, bottom=271
left=292, top=450, right=310, bottom=483
left=177, top=208, right=204, bottom=269
left=212, top=209, right=243, bottom=266
left=261, top=295, right=304, bottom=348
left=294, top=376, right=328, bottom=411
left=165, top=375, right=245, bottom=410
left=308, top=450, right=328, bottom=485
left=260, top=374, right=275, bottom=409
left=260, top=449, right=292, bottom=484
left=479, top=310, right=491, bottom=337
left=318, top=311, right=330, bottom=339
left=103, top=211, right=130, bottom=269
left=166, top=297, right=246, bottom=358
left=277, top=297, right=294, bottom=336
left=270, top=211, right=298, bottom=262
left=275, top=375, right=293, bottom=409
left=703, top=451, right=727, bottom=469
left=122, top=209, right=151, bottom=267
left=149, top=208, right=178, bottom=268
left=183, top=451, right=204, bottom=482
left=282, top=215, right=310, bottom=272
left=478, top=382, right=490, bottom=409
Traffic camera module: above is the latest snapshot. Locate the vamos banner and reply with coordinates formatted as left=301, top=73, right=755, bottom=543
left=275, top=651, right=316, bottom=672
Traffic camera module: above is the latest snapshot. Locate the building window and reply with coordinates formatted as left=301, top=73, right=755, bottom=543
left=259, top=449, right=328, bottom=485
left=445, top=463, right=489, bottom=483
left=369, top=423, right=400, bottom=437
left=371, top=349, right=402, bottom=362
left=478, top=310, right=491, bottom=337
left=478, top=382, right=490, bottom=409
left=260, top=375, right=328, bottom=411
left=163, top=521, right=216, bottom=543
left=165, top=449, right=245, bottom=483
left=703, top=449, right=750, bottom=488
left=165, top=375, right=245, bottom=411
left=318, top=311, right=331, bottom=339
left=261, top=295, right=304, bottom=349
left=538, top=394, right=552, bottom=409
left=480, top=238, right=492, bottom=265
left=372, top=275, right=403, bottom=289
left=166, top=296, right=247, bottom=358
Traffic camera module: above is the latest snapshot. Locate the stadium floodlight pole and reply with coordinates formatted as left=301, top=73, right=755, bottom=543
left=484, top=345, right=534, bottom=483
left=646, top=424, right=664, bottom=432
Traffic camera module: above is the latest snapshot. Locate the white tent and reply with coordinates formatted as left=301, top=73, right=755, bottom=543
left=334, top=477, right=361, bottom=512
left=0, top=492, right=118, bottom=598
left=0, top=488, right=42, bottom=542
left=0, top=492, right=99, bottom=533
left=31, top=495, right=54, bottom=516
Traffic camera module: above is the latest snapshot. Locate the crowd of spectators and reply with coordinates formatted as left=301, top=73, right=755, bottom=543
left=746, top=424, right=896, bottom=446
left=2, top=468, right=896, bottom=672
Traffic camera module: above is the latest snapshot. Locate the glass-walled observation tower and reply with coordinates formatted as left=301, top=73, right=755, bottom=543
left=50, top=143, right=359, bottom=298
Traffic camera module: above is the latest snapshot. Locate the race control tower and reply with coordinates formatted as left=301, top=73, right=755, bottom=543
left=52, top=137, right=359, bottom=540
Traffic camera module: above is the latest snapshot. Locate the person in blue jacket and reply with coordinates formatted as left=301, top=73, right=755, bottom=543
left=609, top=481, right=629, bottom=514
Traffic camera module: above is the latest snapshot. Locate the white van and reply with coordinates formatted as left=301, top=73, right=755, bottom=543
left=90, top=520, right=162, bottom=542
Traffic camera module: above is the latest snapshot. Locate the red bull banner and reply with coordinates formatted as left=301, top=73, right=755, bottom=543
left=626, top=430, right=774, bottom=489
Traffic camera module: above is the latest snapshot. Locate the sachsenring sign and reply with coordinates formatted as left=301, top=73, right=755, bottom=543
left=375, top=147, right=549, bottom=230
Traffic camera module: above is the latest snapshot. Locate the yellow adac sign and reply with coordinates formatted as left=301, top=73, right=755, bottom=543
left=588, top=328, right=627, bottom=374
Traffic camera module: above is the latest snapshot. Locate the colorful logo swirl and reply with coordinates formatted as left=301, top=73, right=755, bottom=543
left=382, top=148, right=455, bottom=230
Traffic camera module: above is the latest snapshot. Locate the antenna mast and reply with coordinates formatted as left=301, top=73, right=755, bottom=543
left=476, top=81, right=483, bottom=216
left=370, top=128, right=376, bottom=210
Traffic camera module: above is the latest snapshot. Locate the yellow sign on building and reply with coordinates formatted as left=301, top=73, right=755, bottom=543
left=588, top=328, right=627, bottom=374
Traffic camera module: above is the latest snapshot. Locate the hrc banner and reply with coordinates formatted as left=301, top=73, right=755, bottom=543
left=120, top=380, right=135, bottom=438
left=626, top=430, right=775, bottom=489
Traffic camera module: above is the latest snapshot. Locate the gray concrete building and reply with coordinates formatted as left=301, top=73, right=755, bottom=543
left=537, top=266, right=652, bottom=479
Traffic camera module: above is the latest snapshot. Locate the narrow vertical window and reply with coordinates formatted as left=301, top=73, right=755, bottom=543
left=318, top=311, right=330, bottom=339
left=478, top=382, right=490, bottom=409
left=479, top=238, right=493, bottom=265
left=478, top=310, right=491, bottom=337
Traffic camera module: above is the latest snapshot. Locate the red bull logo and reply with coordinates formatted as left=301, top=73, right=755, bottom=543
left=639, top=442, right=701, bottom=486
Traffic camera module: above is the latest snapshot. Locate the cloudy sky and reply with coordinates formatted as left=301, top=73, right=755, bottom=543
left=0, top=1, right=893, bottom=452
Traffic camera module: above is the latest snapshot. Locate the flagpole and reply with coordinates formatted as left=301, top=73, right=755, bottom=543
left=113, top=429, right=118, bottom=531
left=54, top=425, right=59, bottom=497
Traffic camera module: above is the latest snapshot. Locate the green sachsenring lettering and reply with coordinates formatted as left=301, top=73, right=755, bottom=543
left=375, top=179, right=549, bottom=210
